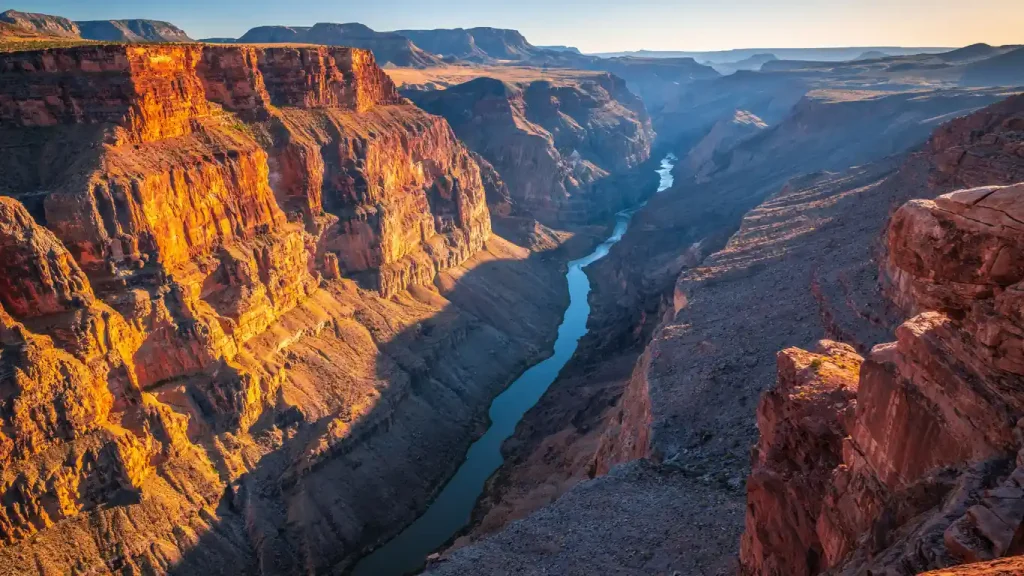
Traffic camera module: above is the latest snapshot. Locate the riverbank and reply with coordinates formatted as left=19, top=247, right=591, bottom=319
left=351, top=155, right=677, bottom=576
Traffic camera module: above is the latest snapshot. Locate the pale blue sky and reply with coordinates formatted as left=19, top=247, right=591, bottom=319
left=7, top=0, right=1023, bottom=52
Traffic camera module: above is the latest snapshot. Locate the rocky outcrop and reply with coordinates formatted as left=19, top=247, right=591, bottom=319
left=411, top=74, right=654, bottom=223
left=740, top=342, right=861, bottom=576
left=238, top=22, right=444, bottom=68
left=737, top=95, right=1024, bottom=576
left=741, top=183, right=1024, bottom=575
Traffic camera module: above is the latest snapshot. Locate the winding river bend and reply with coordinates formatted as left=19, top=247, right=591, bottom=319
left=352, top=154, right=677, bottom=576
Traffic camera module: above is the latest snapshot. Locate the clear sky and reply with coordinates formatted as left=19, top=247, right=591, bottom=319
left=6, top=0, right=1023, bottom=52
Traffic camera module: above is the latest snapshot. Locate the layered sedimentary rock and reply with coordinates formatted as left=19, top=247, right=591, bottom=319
left=411, top=74, right=654, bottom=223
left=0, top=196, right=192, bottom=546
left=0, top=42, right=548, bottom=575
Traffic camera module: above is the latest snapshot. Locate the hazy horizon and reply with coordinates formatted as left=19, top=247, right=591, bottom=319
left=5, top=0, right=1022, bottom=53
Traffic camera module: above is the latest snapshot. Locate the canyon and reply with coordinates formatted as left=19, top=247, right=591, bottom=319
left=2, top=7, right=1024, bottom=576
left=425, top=77, right=1024, bottom=576
left=0, top=38, right=654, bottom=575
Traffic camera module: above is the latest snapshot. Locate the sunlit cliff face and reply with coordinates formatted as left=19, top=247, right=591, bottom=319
left=0, top=41, right=501, bottom=571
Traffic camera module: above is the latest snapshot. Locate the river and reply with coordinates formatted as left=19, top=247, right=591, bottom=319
left=351, top=153, right=677, bottom=576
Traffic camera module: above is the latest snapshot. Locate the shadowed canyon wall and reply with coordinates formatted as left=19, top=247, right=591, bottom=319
left=410, top=74, right=655, bottom=224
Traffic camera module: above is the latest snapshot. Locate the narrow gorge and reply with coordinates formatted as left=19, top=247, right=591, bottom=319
left=354, top=154, right=675, bottom=576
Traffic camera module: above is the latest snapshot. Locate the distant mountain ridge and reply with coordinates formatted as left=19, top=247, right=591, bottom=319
left=237, top=23, right=444, bottom=67
left=393, top=27, right=539, bottom=62
left=76, top=19, right=191, bottom=42
left=537, top=45, right=581, bottom=54
left=0, top=9, right=78, bottom=37
left=0, top=9, right=192, bottom=42
left=593, top=46, right=954, bottom=63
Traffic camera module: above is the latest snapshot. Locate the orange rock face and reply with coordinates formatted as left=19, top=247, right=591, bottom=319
left=0, top=45, right=210, bottom=144
left=0, top=199, right=155, bottom=545
left=0, top=41, right=494, bottom=570
left=0, top=197, right=94, bottom=317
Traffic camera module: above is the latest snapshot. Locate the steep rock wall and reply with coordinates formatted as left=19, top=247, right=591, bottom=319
left=737, top=97, right=1024, bottom=575
left=410, top=74, right=654, bottom=223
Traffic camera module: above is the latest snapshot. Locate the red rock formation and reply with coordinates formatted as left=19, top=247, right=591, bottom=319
left=255, top=46, right=403, bottom=111
left=741, top=186, right=1024, bottom=575
left=740, top=342, right=861, bottom=576
left=0, top=41, right=507, bottom=574
left=0, top=197, right=94, bottom=318
left=0, top=198, right=168, bottom=545
left=266, top=102, right=491, bottom=297
left=729, top=91, right=1024, bottom=576
left=0, top=45, right=209, bottom=144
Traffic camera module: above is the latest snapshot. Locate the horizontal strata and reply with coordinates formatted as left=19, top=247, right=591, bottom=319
left=0, top=43, right=489, bottom=296
left=0, top=42, right=505, bottom=574
left=0, top=43, right=403, bottom=140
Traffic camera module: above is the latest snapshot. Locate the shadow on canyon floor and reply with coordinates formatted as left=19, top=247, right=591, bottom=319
left=159, top=235, right=596, bottom=575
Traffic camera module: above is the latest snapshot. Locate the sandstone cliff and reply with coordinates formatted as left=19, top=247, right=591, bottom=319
left=0, top=41, right=576, bottom=575
left=410, top=74, right=654, bottom=223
